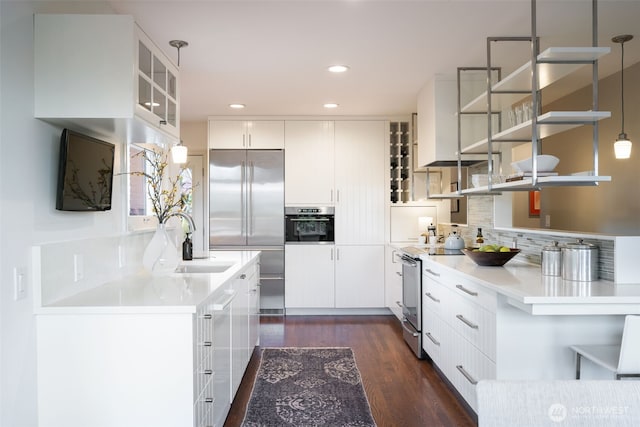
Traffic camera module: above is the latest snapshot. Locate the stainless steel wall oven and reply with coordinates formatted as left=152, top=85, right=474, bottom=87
left=285, top=207, right=334, bottom=243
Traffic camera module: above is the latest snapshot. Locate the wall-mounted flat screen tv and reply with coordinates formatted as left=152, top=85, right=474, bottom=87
left=56, top=128, right=115, bottom=211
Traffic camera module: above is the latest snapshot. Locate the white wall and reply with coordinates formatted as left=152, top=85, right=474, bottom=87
left=0, top=2, right=118, bottom=426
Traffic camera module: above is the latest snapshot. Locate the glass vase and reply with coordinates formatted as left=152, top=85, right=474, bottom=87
left=142, top=223, right=179, bottom=275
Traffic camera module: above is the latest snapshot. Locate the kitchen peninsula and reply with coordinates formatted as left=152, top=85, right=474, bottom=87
left=419, top=252, right=640, bottom=412
left=34, top=251, right=260, bottom=427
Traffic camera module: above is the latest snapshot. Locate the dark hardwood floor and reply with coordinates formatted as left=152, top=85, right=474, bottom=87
left=224, top=315, right=476, bottom=427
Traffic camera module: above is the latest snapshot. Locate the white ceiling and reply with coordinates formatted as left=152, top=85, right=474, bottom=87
left=109, top=0, right=640, bottom=122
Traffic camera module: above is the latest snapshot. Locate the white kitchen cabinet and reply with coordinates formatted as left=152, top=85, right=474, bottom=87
left=334, top=121, right=386, bottom=244
left=248, top=263, right=260, bottom=356
left=210, top=289, right=233, bottom=427
left=285, top=244, right=384, bottom=310
left=384, top=245, right=403, bottom=320
left=285, top=245, right=335, bottom=308
left=284, top=121, right=335, bottom=205
left=208, top=120, right=284, bottom=149
left=34, top=14, right=180, bottom=144
left=421, top=259, right=496, bottom=412
left=230, top=267, right=254, bottom=398
left=36, top=257, right=259, bottom=427
left=335, top=245, right=385, bottom=308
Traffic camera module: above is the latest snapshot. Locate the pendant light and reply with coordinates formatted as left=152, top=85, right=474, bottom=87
left=168, top=39, right=189, bottom=163
left=612, top=34, right=633, bottom=159
left=168, top=40, right=188, bottom=66
left=171, top=140, right=188, bottom=164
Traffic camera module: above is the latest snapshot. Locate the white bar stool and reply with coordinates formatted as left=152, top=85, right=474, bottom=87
left=570, top=315, right=640, bottom=380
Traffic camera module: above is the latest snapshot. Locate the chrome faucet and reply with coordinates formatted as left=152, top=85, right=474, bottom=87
left=168, top=211, right=196, bottom=234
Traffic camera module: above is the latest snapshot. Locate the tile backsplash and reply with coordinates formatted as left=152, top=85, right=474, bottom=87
left=33, top=231, right=159, bottom=306
left=441, top=194, right=615, bottom=281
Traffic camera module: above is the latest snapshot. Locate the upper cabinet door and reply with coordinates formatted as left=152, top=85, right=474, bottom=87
left=247, top=121, right=285, bottom=149
left=284, top=121, right=335, bottom=205
left=334, top=121, right=386, bottom=244
left=34, top=14, right=180, bottom=144
left=209, top=121, right=248, bottom=149
left=208, top=120, right=284, bottom=149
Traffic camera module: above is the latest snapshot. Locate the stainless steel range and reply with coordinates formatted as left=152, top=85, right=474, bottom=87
left=398, top=246, right=464, bottom=359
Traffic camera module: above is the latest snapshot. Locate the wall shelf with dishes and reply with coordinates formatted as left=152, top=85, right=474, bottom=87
left=456, top=0, right=612, bottom=195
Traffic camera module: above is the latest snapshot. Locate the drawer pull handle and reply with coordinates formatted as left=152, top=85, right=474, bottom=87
left=203, top=341, right=212, bottom=347
left=396, top=301, right=403, bottom=308
left=425, top=332, right=440, bottom=346
left=203, top=369, right=213, bottom=375
left=396, top=271, right=403, bottom=277
left=456, top=314, right=479, bottom=329
left=425, top=292, right=440, bottom=303
left=456, top=284, right=478, bottom=297
left=202, top=314, right=212, bottom=320
left=239, top=274, right=247, bottom=279
left=456, top=365, right=478, bottom=385
left=425, top=268, right=440, bottom=277
left=205, top=397, right=214, bottom=403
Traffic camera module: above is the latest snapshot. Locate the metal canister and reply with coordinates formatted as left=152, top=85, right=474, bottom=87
left=541, top=241, right=562, bottom=276
left=562, top=239, right=598, bottom=281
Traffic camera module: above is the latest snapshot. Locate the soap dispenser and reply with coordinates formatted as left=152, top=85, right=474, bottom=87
left=182, top=233, right=193, bottom=261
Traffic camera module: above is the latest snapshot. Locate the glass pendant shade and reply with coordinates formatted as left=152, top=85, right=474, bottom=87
left=614, top=134, right=632, bottom=159
left=171, top=144, right=188, bottom=164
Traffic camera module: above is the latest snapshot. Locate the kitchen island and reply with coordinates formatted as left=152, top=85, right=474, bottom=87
left=35, top=251, right=260, bottom=427
left=419, top=253, right=640, bottom=413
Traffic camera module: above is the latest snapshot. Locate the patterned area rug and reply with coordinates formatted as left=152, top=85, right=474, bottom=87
left=242, top=347, right=377, bottom=427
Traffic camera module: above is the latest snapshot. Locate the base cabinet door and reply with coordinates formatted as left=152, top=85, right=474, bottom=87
left=248, top=263, right=260, bottom=354
left=285, top=245, right=335, bottom=308
left=231, top=272, right=250, bottom=398
left=385, top=246, right=403, bottom=319
left=335, top=245, right=385, bottom=308
left=211, top=290, right=233, bottom=427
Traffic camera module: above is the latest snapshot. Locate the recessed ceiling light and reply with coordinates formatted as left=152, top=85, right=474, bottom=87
left=323, top=103, right=339, bottom=109
left=328, top=65, right=349, bottom=73
left=229, top=104, right=246, bottom=109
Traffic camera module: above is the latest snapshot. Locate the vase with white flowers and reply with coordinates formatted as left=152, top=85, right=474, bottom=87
left=129, top=148, right=191, bottom=275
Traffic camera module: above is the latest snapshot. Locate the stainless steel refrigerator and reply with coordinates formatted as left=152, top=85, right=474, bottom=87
left=209, top=149, right=285, bottom=313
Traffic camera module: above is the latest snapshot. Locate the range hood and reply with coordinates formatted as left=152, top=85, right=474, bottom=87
left=417, top=75, right=487, bottom=169
left=424, top=159, right=484, bottom=167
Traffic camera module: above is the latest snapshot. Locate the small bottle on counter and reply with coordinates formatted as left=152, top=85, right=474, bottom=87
left=475, top=228, right=484, bottom=244
left=182, top=234, right=193, bottom=261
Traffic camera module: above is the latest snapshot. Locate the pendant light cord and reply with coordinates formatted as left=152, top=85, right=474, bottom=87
left=620, top=40, right=625, bottom=134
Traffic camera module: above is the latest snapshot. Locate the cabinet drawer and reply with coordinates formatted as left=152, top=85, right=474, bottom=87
left=448, top=330, right=496, bottom=413
left=448, top=272, right=497, bottom=313
left=423, top=275, right=449, bottom=319
left=448, top=294, right=496, bottom=361
left=422, top=309, right=448, bottom=366
left=194, top=378, right=215, bottom=427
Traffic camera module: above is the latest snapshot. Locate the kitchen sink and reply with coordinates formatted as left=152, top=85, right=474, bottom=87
left=174, top=262, right=234, bottom=274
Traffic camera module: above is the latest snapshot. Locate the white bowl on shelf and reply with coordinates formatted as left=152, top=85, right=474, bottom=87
left=471, top=174, right=505, bottom=188
left=511, top=155, right=559, bottom=173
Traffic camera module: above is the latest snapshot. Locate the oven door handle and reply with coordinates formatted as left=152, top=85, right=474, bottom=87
left=401, top=318, right=419, bottom=337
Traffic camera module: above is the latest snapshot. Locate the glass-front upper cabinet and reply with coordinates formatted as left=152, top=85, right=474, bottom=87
left=136, top=30, right=179, bottom=137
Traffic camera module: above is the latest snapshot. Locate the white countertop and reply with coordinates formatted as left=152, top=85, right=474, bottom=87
left=36, top=251, right=260, bottom=315
left=418, top=252, right=640, bottom=315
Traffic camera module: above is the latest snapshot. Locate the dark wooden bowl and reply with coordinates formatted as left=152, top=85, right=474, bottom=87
left=462, top=248, right=521, bottom=266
